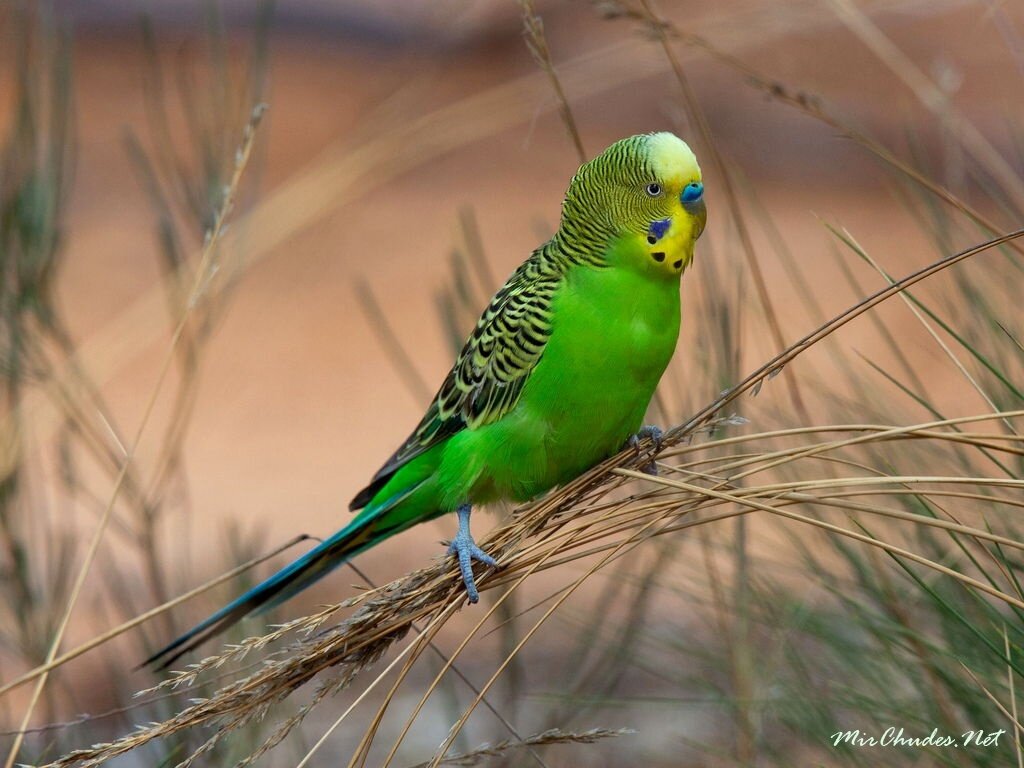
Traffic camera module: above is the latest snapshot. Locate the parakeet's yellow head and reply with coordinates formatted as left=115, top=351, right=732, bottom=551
left=559, top=131, right=706, bottom=279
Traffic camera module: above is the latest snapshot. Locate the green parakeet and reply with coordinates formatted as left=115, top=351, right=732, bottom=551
left=148, top=132, right=706, bottom=667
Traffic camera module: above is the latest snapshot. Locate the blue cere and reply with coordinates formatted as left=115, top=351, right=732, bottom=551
left=648, top=218, right=671, bottom=241
left=681, top=181, right=704, bottom=203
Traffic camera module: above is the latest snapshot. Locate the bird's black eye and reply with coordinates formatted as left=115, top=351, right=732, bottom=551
left=645, top=182, right=662, bottom=197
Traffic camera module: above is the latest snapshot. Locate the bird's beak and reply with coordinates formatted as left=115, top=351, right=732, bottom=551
left=681, top=197, right=706, bottom=271
left=681, top=178, right=705, bottom=255
left=684, top=198, right=707, bottom=242
left=674, top=197, right=704, bottom=273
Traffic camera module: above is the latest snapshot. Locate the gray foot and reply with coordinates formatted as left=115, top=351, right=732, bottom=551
left=628, top=424, right=663, bottom=476
left=447, top=504, right=497, bottom=603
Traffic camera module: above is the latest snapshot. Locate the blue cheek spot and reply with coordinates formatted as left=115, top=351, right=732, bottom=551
left=648, top=218, right=671, bottom=242
left=681, top=181, right=704, bottom=203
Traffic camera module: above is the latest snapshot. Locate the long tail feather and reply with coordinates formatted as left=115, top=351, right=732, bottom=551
left=144, top=485, right=422, bottom=670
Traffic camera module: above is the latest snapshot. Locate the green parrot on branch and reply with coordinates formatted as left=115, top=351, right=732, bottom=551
left=148, top=131, right=706, bottom=667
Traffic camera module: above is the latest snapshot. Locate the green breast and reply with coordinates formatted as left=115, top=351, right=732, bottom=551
left=490, top=260, right=681, bottom=499
left=540, top=262, right=680, bottom=423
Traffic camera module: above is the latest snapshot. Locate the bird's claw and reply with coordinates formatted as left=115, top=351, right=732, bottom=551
left=448, top=535, right=496, bottom=603
left=448, top=504, right=496, bottom=603
left=628, top=424, right=663, bottom=476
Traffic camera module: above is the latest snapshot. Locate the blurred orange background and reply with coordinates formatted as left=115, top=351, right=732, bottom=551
left=2, top=0, right=1023, bottom=761
left=34, top=0, right=1012, bottom=562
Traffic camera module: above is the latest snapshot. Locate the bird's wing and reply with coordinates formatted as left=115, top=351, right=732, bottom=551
left=350, top=256, right=558, bottom=510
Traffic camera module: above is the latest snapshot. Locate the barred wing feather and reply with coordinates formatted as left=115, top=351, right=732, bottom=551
left=349, top=255, right=558, bottom=510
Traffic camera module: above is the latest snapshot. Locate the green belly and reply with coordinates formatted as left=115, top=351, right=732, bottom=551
left=438, top=263, right=681, bottom=506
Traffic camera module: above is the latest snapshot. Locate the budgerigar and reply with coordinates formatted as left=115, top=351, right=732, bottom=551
left=147, top=132, right=706, bottom=667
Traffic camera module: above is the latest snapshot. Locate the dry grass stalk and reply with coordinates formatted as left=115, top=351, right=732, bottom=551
left=1008, top=627, right=1024, bottom=768
left=668, top=228, right=1024, bottom=443
left=518, top=0, right=587, bottom=164
left=3, top=103, right=267, bottom=768
left=838, top=227, right=1016, bottom=432
left=826, top=0, right=1024, bottom=209
left=406, top=727, right=632, bottom=767
left=0, top=534, right=311, bottom=698
left=960, top=661, right=1024, bottom=734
